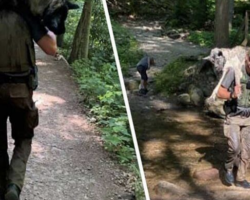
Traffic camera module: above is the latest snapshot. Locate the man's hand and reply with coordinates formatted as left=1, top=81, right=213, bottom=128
left=233, top=85, right=241, bottom=98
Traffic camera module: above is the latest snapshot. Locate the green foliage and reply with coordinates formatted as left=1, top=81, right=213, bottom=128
left=187, top=31, right=214, bottom=47
left=61, top=2, right=145, bottom=197
left=112, top=21, right=143, bottom=75
left=187, top=29, right=247, bottom=47
left=155, top=57, right=196, bottom=95
left=109, top=0, right=250, bottom=32
left=71, top=58, right=144, bottom=199
left=60, top=0, right=83, bottom=57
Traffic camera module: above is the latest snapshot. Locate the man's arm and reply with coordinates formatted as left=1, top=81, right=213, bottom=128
left=217, top=68, right=241, bottom=99
left=36, top=31, right=57, bottom=56
left=15, top=6, right=57, bottom=56
left=217, top=85, right=240, bottom=99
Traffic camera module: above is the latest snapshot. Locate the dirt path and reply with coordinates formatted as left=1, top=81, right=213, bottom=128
left=123, top=20, right=250, bottom=200
left=122, top=19, right=209, bottom=78
left=7, top=46, right=133, bottom=200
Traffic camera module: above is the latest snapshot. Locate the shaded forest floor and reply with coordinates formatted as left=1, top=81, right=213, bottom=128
left=8, top=46, right=134, bottom=200
left=122, top=19, right=250, bottom=200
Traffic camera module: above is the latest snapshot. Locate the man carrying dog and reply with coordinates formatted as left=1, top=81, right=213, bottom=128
left=217, top=51, right=250, bottom=188
left=0, top=7, right=57, bottom=200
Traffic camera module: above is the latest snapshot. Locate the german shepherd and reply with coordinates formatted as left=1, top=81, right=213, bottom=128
left=0, top=0, right=79, bottom=35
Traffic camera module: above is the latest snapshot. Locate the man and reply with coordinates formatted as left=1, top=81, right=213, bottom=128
left=0, top=8, right=57, bottom=200
left=136, top=56, right=155, bottom=95
left=217, top=51, right=250, bottom=188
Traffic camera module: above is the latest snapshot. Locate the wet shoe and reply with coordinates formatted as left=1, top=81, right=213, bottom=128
left=224, top=170, right=234, bottom=185
left=5, top=184, right=20, bottom=200
left=235, top=180, right=250, bottom=189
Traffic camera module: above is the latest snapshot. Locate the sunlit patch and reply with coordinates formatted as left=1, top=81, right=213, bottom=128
left=142, top=140, right=167, bottom=160
left=33, top=92, right=66, bottom=110
left=36, top=61, right=47, bottom=66
left=174, top=111, right=202, bottom=122
left=151, top=99, right=172, bottom=110
left=32, top=141, right=44, bottom=153
left=68, top=115, right=88, bottom=129
left=59, top=131, right=75, bottom=140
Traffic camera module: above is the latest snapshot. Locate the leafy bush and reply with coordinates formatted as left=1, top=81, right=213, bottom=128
left=61, top=3, right=145, bottom=198
left=155, top=57, right=196, bottom=95
left=187, top=29, right=247, bottom=47
left=71, top=58, right=144, bottom=198
left=187, top=31, right=214, bottom=47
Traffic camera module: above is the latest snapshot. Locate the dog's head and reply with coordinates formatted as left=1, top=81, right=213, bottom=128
left=43, top=0, right=79, bottom=35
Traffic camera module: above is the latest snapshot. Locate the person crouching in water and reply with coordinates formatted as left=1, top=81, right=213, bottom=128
left=136, top=56, right=155, bottom=95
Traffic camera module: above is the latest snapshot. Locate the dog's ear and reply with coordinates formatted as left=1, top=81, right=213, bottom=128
left=67, top=1, right=79, bottom=10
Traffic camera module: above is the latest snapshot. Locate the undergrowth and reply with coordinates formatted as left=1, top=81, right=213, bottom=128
left=60, top=2, right=145, bottom=199
left=187, top=29, right=246, bottom=47
left=155, top=57, right=196, bottom=95
left=112, top=21, right=143, bottom=76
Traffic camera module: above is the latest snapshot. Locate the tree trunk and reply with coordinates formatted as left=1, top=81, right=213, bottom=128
left=215, top=0, right=229, bottom=47
left=229, top=0, right=234, bottom=30
left=242, top=11, right=249, bottom=46
left=69, top=0, right=93, bottom=64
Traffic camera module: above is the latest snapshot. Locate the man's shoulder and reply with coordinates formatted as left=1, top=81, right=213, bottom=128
left=225, top=67, right=235, bottom=76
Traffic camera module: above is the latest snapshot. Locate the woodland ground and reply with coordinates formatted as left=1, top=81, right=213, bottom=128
left=122, top=19, right=250, bottom=200
left=7, top=46, right=134, bottom=200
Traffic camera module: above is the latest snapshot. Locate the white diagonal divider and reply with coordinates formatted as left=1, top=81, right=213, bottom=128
left=101, top=0, right=150, bottom=199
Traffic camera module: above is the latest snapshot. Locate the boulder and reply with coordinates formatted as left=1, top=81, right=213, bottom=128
left=177, top=93, right=191, bottom=105
left=168, top=33, right=181, bottom=40
left=154, top=181, right=188, bottom=197
left=193, top=168, right=219, bottom=181
left=154, top=181, right=188, bottom=196
left=184, top=65, right=196, bottom=77
left=124, top=79, right=139, bottom=91
left=188, top=86, right=204, bottom=106
left=205, top=98, right=225, bottom=117
left=201, top=85, right=212, bottom=97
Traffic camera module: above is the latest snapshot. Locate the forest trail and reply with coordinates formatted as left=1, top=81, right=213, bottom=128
left=122, top=19, right=209, bottom=78
left=8, top=46, right=132, bottom=200
left=123, top=19, right=250, bottom=200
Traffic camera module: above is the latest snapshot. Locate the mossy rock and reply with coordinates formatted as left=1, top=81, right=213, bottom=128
left=155, top=57, right=198, bottom=95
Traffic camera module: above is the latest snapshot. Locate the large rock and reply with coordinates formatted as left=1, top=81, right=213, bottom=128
left=184, top=65, right=196, bottom=77
left=154, top=181, right=188, bottom=197
left=205, top=98, right=225, bottom=117
left=193, top=168, right=219, bottom=181
left=124, top=79, right=139, bottom=91
left=188, top=86, right=204, bottom=106
left=165, top=29, right=181, bottom=39
left=201, top=85, right=213, bottom=97
left=177, top=93, right=191, bottom=106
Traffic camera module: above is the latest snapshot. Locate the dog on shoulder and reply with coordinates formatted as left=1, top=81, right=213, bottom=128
left=0, top=0, right=79, bottom=35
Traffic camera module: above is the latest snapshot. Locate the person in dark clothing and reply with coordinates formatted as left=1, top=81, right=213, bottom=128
left=0, top=8, right=57, bottom=200
left=136, top=56, right=155, bottom=95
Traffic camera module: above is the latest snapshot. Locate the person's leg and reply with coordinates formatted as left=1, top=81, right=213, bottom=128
left=0, top=85, right=10, bottom=199
left=223, top=124, right=241, bottom=184
left=235, top=126, right=250, bottom=188
left=6, top=86, right=38, bottom=200
left=139, top=69, right=148, bottom=95
left=0, top=111, right=9, bottom=199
